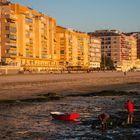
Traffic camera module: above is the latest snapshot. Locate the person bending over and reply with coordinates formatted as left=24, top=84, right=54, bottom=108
left=98, top=112, right=110, bottom=130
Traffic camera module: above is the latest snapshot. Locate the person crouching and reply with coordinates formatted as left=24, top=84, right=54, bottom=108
left=98, top=112, right=110, bottom=130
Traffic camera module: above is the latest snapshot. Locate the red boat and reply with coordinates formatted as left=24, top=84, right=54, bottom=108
left=50, top=112, right=79, bottom=121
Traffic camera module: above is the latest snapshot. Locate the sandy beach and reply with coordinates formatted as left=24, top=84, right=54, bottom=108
left=0, top=71, right=140, bottom=100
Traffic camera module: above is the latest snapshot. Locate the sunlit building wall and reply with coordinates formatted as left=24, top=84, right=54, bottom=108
left=56, top=26, right=101, bottom=70
left=0, top=3, right=60, bottom=71
left=89, top=37, right=101, bottom=68
left=128, top=35, right=137, bottom=65
left=57, top=26, right=89, bottom=70
left=138, top=39, right=140, bottom=59
left=126, top=32, right=140, bottom=59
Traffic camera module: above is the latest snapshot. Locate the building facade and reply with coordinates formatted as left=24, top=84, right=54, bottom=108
left=56, top=26, right=101, bottom=70
left=127, top=32, right=140, bottom=59
left=127, top=35, right=137, bottom=66
left=1, top=2, right=138, bottom=73
left=88, top=30, right=137, bottom=71
left=56, top=26, right=88, bottom=70
left=138, top=39, right=140, bottom=59
left=0, top=3, right=60, bottom=71
left=89, top=37, right=101, bottom=69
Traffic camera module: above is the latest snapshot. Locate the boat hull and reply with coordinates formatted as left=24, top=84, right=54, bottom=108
left=51, top=112, right=79, bottom=121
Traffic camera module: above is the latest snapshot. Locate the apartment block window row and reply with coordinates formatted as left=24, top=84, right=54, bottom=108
left=6, top=34, right=16, bottom=40
left=6, top=49, right=16, bottom=55
left=25, top=17, right=32, bottom=24
left=5, top=26, right=16, bottom=33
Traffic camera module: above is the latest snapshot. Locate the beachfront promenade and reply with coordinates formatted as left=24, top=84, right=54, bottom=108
left=0, top=71, right=140, bottom=100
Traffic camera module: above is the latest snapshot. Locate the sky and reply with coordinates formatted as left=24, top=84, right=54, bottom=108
left=10, top=0, right=140, bottom=33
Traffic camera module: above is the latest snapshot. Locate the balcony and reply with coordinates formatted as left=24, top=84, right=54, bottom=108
left=41, top=55, right=48, bottom=58
left=9, top=14, right=16, bottom=20
left=40, top=17, right=47, bottom=23
left=29, top=40, right=33, bottom=44
left=6, top=42, right=16, bottom=48
left=26, top=52, right=33, bottom=57
left=5, top=49, right=17, bottom=57
left=7, top=34, right=16, bottom=40
left=5, top=26, right=17, bottom=33
left=6, top=15, right=16, bottom=23
left=29, top=26, right=33, bottom=30
left=25, top=18, right=33, bottom=24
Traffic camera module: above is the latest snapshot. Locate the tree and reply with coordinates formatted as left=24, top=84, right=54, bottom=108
left=101, top=56, right=115, bottom=70
left=0, top=60, right=8, bottom=66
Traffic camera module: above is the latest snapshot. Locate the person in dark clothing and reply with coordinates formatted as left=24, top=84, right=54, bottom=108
left=124, top=100, right=134, bottom=124
left=124, top=71, right=126, bottom=76
left=98, top=112, right=110, bottom=130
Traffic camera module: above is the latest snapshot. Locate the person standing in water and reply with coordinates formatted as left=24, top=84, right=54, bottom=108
left=124, top=100, right=134, bottom=124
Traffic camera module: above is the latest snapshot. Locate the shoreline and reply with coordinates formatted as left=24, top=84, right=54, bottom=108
left=0, top=90, right=139, bottom=104
left=0, top=71, right=140, bottom=101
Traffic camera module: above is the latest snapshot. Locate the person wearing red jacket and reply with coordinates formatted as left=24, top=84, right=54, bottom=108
left=124, top=100, right=134, bottom=124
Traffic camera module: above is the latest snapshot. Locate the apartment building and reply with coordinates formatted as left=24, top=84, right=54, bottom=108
left=56, top=26, right=88, bottom=70
left=127, top=35, right=137, bottom=64
left=126, top=32, right=140, bottom=70
left=127, top=32, right=140, bottom=59
left=0, top=1, right=9, bottom=64
left=88, top=30, right=136, bottom=71
left=137, top=35, right=140, bottom=59
left=138, top=39, right=140, bottom=59
left=89, top=37, right=101, bottom=69
left=56, top=26, right=101, bottom=70
left=0, top=3, right=60, bottom=71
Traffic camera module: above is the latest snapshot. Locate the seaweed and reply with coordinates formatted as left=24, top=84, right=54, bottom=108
left=67, top=90, right=140, bottom=97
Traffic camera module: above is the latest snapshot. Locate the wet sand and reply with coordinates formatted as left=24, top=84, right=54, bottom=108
left=0, top=71, right=140, bottom=100
left=0, top=91, right=140, bottom=140
left=0, top=72, right=140, bottom=139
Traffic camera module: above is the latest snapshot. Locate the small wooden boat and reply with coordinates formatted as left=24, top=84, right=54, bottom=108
left=50, top=112, right=79, bottom=121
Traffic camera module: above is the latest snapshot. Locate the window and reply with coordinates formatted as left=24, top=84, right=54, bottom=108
left=60, top=50, right=64, bottom=54
left=107, top=53, right=111, bottom=56
left=78, top=57, right=81, bottom=60
left=7, top=34, right=16, bottom=40
left=25, top=18, right=32, bottom=24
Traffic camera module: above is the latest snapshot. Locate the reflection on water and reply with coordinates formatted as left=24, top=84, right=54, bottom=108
left=0, top=96, right=140, bottom=140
